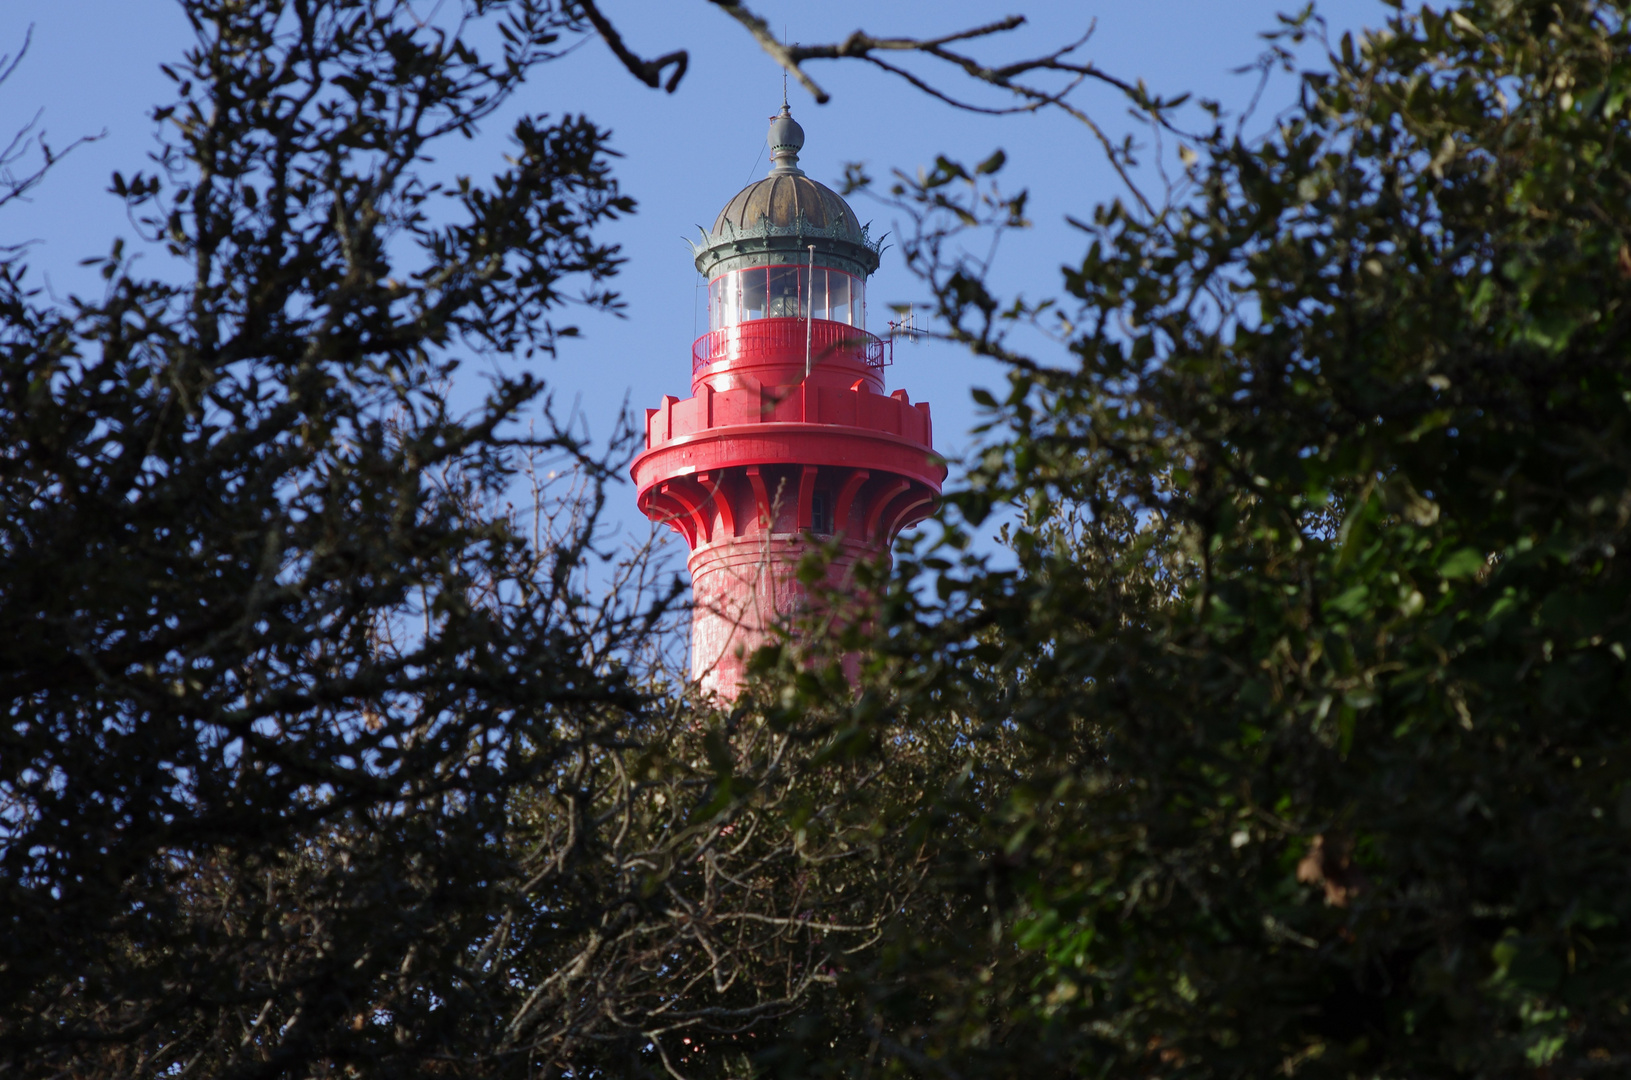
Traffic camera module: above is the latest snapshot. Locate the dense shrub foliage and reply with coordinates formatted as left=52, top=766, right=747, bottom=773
left=780, top=2, right=1631, bottom=1076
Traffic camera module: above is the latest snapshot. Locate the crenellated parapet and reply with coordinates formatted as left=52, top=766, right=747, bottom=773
left=641, top=379, right=932, bottom=457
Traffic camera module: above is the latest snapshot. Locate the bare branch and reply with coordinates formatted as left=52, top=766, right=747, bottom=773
left=574, top=0, right=689, bottom=92
left=0, top=26, right=104, bottom=212
left=706, top=2, right=1144, bottom=121
left=706, top=0, right=835, bottom=102
left=0, top=25, right=31, bottom=85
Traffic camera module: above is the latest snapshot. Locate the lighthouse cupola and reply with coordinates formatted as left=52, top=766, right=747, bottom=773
left=632, top=107, right=945, bottom=697
left=691, top=104, right=883, bottom=395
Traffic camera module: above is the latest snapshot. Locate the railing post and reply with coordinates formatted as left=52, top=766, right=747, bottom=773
left=804, top=245, right=816, bottom=379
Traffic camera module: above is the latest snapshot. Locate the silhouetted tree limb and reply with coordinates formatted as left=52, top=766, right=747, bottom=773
left=0, top=27, right=103, bottom=213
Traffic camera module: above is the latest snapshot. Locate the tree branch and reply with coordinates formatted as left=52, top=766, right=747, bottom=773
left=0, top=27, right=103, bottom=212
left=574, top=0, right=689, bottom=92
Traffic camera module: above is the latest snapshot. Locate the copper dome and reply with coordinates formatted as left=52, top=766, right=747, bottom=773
left=711, top=172, right=867, bottom=246
left=691, top=105, right=882, bottom=279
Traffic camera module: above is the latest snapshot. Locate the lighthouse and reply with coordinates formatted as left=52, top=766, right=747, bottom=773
left=632, top=106, right=945, bottom=697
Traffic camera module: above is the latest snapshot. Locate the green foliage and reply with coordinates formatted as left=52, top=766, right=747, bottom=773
left=763, top=1, right=1631, bottom=1076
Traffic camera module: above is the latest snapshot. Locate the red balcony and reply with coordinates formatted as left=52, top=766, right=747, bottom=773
left=692, top=317, right=891, bottom=375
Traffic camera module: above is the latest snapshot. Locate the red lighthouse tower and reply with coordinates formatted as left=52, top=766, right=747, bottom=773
left=633, top=106, right=944, bottom=697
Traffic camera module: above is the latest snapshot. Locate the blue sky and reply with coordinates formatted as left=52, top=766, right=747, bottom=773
left=3, top=0, right=1386, bottom=548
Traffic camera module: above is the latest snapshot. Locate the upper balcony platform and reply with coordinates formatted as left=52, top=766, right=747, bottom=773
left=691, top=317, right=890, bottom=382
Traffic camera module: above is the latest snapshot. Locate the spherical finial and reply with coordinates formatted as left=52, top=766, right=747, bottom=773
left=767, top=103, right=805, bottom=176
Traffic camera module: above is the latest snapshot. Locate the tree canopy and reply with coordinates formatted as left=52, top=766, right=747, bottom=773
left=779, top=1, right=1631, bottom=1076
